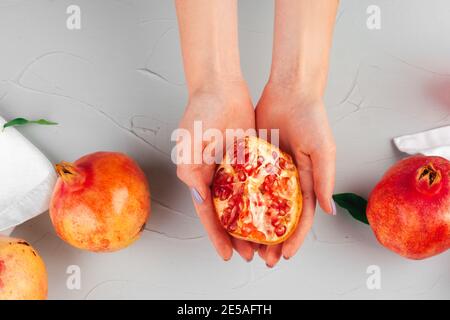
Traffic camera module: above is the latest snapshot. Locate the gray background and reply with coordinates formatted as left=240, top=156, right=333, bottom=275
left=1, top=0, right=449, bottom=299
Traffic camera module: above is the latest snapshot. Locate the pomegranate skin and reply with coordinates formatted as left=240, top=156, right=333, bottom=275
left=0, top=236, right=48, bottom=300
left=367, top=156, right=449, bottom=260
left=50, top=152, right=150, bottom=252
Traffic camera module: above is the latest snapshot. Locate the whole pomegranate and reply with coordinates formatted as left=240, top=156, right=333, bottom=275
left=50, top=152, right=150, bottom=252
left=367, top=155, right=449, bottom=259
left=0, top=236, right=48, bottom=300
left=212, top=136, right=302, bottom=244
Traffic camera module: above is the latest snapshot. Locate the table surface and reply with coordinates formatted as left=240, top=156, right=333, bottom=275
left=0, top=0, right=449, bottom=299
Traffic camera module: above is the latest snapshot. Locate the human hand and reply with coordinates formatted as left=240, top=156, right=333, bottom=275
left=255, top=83, right=336, bottom=267
left=176, top=81, right=258, bottom=262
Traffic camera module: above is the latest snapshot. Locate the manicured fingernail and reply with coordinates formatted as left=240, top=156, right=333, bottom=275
left=283, top=255, right=290, bottom=260
left=331, top=199, right=337, bottom=216
left=266, top=263, right=273, bottom=268
left=191, top=188, right=204, bottom=204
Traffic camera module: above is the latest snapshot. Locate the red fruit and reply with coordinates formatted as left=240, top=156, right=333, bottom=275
left=212, top=136, right=302, bottom=244
left=50, top=152, right=150, bottom=252
left=367, top=155, right=450, bottom=259
left=0, top=236, right=47, bottom=300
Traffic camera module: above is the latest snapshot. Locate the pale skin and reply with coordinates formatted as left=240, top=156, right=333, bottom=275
left=175, top=0, right=338, bottom=266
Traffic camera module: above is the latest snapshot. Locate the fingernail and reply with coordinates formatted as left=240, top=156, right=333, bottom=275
left=191, top=188, right=204, bottom=204
left=283, top=255, right=290, bottom=260
left=266, top=263, right=273, bottom=268
left=331, top=199, right=337, bottom=216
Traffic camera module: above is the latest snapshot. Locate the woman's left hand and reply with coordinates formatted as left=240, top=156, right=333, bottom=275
left=255, top=82, right=336, bottom=267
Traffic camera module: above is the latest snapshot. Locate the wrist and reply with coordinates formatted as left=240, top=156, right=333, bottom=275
left=185, top=44, right=245, bottom=94
left=188, top=76, right=249, bottom=99
left=264, top=77, right=325, bottom=105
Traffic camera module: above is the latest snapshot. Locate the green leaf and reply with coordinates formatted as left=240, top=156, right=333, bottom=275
left=3, top=118, right=58, bottom=131
left=333, top=193, right=369, bottom=225
left=29, top=119, right=58, bottom=126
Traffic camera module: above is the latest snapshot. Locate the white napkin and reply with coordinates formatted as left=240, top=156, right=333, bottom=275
left=0, top=116, right=56, bottom=235
left=393, top=125, right=450, bottom=160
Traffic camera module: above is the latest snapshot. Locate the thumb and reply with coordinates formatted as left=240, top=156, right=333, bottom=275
left=178, top=165, right=234, bottom=260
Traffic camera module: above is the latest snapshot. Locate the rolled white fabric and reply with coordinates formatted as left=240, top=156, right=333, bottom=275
left=0, top=116, right=56, bottom=235
left=393, top=126, right=450, bottom=160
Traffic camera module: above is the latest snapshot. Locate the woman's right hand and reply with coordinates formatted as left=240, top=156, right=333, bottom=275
left=176, top=80, right=257, bottom=262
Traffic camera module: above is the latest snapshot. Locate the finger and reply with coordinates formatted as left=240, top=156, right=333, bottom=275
left=311, top=145, right=336, bottom=215
left=264, top=244, right=282, bottom=268
left=192, top=186, right=233, bottom=261
left=282, top=154, right=317, bottom=259
left=180, top=167, right=234, bottom=261
left=250, top=242, right=260, bottom=252
left=231, top=238, right=254, bottom=262
left=258, top=245, right=267, bottom=260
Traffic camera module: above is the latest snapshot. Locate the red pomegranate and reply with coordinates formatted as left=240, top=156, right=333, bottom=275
left=367, top=155, right=450, bottom=259
left=0, top=236, right=47, bottom=300
left=50, top=152, right=150, bottom=252
left=212, top=136, right=302, bottom=244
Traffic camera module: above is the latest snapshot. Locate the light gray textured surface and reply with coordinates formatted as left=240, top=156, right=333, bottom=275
left=0, top=0, right=449, bottom=299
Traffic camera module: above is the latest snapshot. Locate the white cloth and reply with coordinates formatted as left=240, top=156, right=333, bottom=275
left=0, top=116, right=56, bottom=235
left=394, top=126, right=450, bottom=160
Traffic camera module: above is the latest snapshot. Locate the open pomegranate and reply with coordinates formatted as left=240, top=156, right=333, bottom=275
left=50, top=152, right=150, bottom=252
left=212, top=136, right=302, bottom=244
left=367, top=156, right=449, bottom=259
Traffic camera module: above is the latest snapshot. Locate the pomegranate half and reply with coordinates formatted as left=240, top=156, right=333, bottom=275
left=367, top=155, right=450, bottom=259
left=212, top=136, right=302, bottom=244
left=50, top=152, right=150, bottom=252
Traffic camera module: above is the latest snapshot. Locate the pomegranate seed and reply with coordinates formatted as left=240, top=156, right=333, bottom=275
left=275, top=225, right=287, bottom=236
left=257, top=155, right=264, bottom=165
left=279, top=209, right=286, bottom=216
left=220, top=187, right=232, bottom=201
left=238, top=200, right=244, bottom=211
left=213, top=187, right=221, bottom=198
left=221, top=208, right=231, bottom=225
left=271, top=201, right=279, bottom=209
left=230, top=206, right=238, bottom=223
left=271, top=216, right=281, bottom=227
left=278, top=157, right=286, bottom=169
left=265, top=163, right=273, bottom=173
left=237, top=170, right=247, bottom=182
left=272, top=151, right=278, bottom=159
left=228, top=223, right=237, bottom=232
left=242, top=225, right=252, bottom=235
